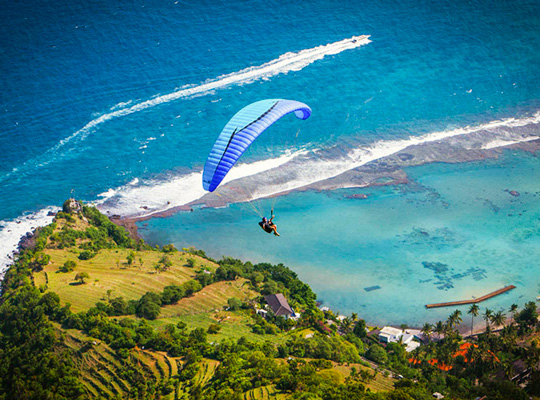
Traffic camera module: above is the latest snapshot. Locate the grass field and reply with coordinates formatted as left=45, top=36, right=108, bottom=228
left=160, top=279, right=255, bottom=317
left=243, top=385, right=288, bottom=400
left=36, top=248, right=214, bottom=312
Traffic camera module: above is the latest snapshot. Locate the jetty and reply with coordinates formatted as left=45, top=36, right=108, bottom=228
left=426, top=285, right=516, bottom=309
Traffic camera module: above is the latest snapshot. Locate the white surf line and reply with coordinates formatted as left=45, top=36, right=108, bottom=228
left=93, top=148, right=309, bottom=218
left=0, top=207, right=59, bottom=279
left=0, top=35, right=371, bottom=182
left=96, top=111, right=540, bottom=217
left=219, top=111, right=540, bottom=202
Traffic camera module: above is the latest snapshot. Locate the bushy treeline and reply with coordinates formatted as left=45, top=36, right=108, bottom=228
left=87, top=279, right=203, bottom=320
left=215, top=257, right=317, bottom=314
left=49, top=204, right=149, bottom=251
left=0, top=277, right=85, bottom=399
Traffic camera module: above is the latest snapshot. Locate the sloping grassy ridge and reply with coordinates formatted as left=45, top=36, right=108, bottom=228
left=0, top=201, right=397, bottom=400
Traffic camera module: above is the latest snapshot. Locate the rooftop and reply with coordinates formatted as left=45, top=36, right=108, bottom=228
left=264, top=293, right=293, bottom=316
left=380, top=326, right=403, bottom=336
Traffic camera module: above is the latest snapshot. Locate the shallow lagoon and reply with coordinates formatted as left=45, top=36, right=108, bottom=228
left=140, top=150, right=540, bottom=327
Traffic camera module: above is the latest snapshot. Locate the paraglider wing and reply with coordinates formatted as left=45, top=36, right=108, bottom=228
left=202, top=99, right=311, bottom=192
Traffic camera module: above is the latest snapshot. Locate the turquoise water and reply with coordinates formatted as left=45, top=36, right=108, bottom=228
left=139, top=151, right=540, bottom=326
left=2, top=0, right=540, bottom=324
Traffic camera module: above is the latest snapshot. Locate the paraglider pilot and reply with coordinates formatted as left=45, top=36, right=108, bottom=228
left=259, top=215, right=280, bottom=236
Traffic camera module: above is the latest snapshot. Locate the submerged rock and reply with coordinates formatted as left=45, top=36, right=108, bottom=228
left=346, top=193, right=368, bottom=199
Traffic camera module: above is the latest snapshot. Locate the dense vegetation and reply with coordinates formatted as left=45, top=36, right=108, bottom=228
left=1, top=200, right=540, bottom=399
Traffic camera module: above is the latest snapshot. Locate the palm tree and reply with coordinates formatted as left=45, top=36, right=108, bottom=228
left=509, top=303, right=519, bottom=324
left=351, top=312, right=358, bottom=322
left=434, top=321, right=445, bottom=340
left=447, top=313, right=456, bottom=330
left=492, top=311, right=505, bottom=329
left=422, top=323, right=433, bottom=343
left=468, top=304, right=480, bottom=337
left=341, top=317, right=353, bottom=334
left=483, top=308, right=493, bottom=331
left=451, top=309, right=463, bottom=331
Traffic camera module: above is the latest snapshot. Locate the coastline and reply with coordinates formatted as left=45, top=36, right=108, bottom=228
left=113, top=137, right=540, bottom=234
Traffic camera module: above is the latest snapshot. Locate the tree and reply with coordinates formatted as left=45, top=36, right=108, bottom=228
left=492, top=311, right=505, bottom=329
left=448, top=309, right=462, bottom=331
left=78, top=251, right=96, bottom=260
left=365, top=344, right=387, bottom=364
left=159, top=255, right=172, bottom=270
left=515, top=302, right=538, bottom=334
left=434, top=321, right=445, bottom=340
left=483, top=308, right=493, bottom=330
left=510, top=303, right=519, bottom=325
left=250, top=272, right=264, bottom=287
left=227, top=297, right=242, bottom=311
left=75, top=272, right=89, bottom=284
left=33, top=252, right=51, bottom=271
left=207, top=324, right=222, bottom=334
left=161, top=285, right=185, bottom=305
left=421, top=323, right=433, bottom=343
left=468, top=304, right=480, bottom=337
left=341, top=317, right=353, bottom=334
left=137, top=301, right=161, bottom=320
left=353, top=319, right=367, bottom=338
left=162, top=244, right=177, bottom=253
left=59, top=260, right=77, bottom=273
left=126, top=251, right=135, bottom=266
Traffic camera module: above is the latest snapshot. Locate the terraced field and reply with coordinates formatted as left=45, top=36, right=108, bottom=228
left=59, top=324, right=182, bottom=399
left=333, top=362, right=395, bottom=392
left=243, top=385, right=288, bottom=400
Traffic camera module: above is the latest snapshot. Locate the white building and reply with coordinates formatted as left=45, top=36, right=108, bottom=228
left=379, top=327, right=421, bottom=352
left=379, top=326, right=403, bottom=343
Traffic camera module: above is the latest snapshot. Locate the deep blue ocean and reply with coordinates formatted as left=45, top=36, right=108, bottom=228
left=2, top=0, right=540, bottom=325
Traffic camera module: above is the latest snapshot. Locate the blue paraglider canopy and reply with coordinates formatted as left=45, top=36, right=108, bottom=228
left=202, top=99, right=311, bottom=192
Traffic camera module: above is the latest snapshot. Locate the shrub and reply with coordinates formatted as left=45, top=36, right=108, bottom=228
left=74, top=272, right=90, bottom=284
left=227, top=297, right=243, bottom=311
left=162, top=244, right=177, bottom=253
left=207, top=324, right=222, bottom=334
left=78, top=251, right=96, bottom=260
left=59, top=260, right=77, bottom=273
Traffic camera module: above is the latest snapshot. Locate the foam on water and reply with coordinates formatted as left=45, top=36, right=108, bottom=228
left=0, top=207, right=59, bottom=279
left=95, top=149, right=308, bottom=217
left=97, top=111, right=540, bottom=217
left=0, top=35, right=370, bottom=183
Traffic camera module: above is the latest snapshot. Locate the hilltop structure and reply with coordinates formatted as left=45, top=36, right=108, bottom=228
left=264, top=293, right=295, bottom=319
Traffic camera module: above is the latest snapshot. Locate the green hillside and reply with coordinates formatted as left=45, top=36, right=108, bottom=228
left=2, top=200, right=540, bottom=400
